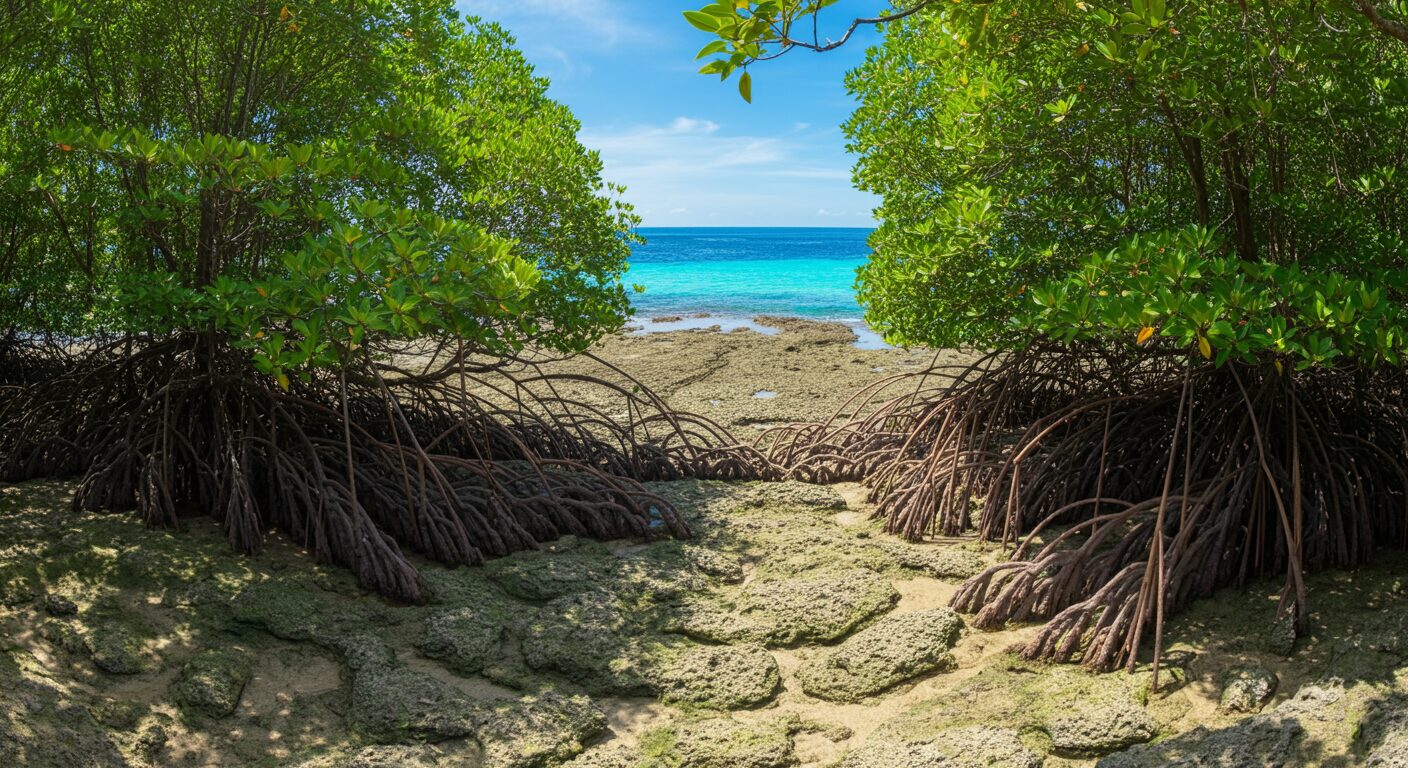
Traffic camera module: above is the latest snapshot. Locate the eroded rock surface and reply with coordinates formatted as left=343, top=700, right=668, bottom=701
left=837, top=725, right=1042, bottom=768
left=798, top=608, right=963, bottom=702
left=669, top=569, right=899, bottom=647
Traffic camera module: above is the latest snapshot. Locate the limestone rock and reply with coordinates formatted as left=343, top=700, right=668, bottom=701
left=1362, top=696, right=1408, bottom=767
left=670, top=570, right=898, bottom=647
left=169, top=649, right=251, bottom=718
left=349, top=661, right=479, bottom=743
left=798, top=608, right=963, bottom=702
left=521, top=590, right=666, bottom=694
left=1096, top=683, right=1347, bottom=767
left=416, top=606, right=505, bottom=675
left=473, top=691, right=606, bottom=768
left=86, top=623, right=150, bottom=675
left=653, top=643, right=780, bottom=709
left=1218, top=664, right=1277, bottom=713
left=44, top=593, right=78, bottom=616
left=652, top=716, right=802, bottom=768
left=484, top=538, right=618, bottom=601
left=837, top=726, right=1042, bottom=768
left=1047, top=702, right=1157, bottom=756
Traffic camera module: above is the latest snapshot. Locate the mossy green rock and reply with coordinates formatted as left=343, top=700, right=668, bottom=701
left=1218, top=664, right=1277, bottom=714
left=642, top=715, right=801, bottom=768
left=484, top=538, right=620, bottom=601
left=416, top=606, right=506, bottom=675
left=522, top=590, right=673, bottom=694
left=0, top=649, right=128, bottom=767
left=230, top=579, right=328, bottom=641
left=475, top=691, right=606, bottom=768
left=169, top=649, right=251, bottom=718
left=798, top=608, right=963, bottom=702
left=349, top=661, right=480, bottom=743
left=652, top=643, right=780, bottom=709
left=838, top=726, right=1041, bottom=768
left=86, top=622, right=151, bottom=675
left=669, top=570, right=898, bottom=647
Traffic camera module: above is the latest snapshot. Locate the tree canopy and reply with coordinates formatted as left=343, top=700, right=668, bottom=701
left=1, top=0, right=638, bottom=371
left=690, top=1, right=1408, bottom=370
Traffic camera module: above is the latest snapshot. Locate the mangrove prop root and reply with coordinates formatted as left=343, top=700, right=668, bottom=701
left=756, top=342, right=1408, bottom=672
left=0, top=336, right=775, bottom=603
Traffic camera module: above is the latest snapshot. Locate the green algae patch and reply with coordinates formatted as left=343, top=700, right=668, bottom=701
left=667, top=569, right=899, bottom=647
left=798, top=608, right=963, bottom=702
left=870, top=653, right=1158, bottom=758
left=170, top=648, right=252, bottom=718
left=837, top=725, right=1042, bottom=768
left=485, top=538, right=623, bottom=602
left=636, top=714, right=803, bottom=768
left=652, top=643, right=780, bottom=709
left=521, top=589, right=685, bottom=695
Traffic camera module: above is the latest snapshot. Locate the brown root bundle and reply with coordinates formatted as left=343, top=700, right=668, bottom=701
left=0, top=335, right=774, bottom=603
left=758, top=342, right=1408, bottom=675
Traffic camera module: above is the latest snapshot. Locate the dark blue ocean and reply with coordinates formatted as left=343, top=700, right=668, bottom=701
left=627, top=227, right=873, bottom=320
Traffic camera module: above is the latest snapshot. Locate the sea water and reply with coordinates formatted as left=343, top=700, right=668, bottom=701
left=626, top=227, right=885, bottom=347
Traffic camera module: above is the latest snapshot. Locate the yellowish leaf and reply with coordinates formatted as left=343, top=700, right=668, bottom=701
left=1197, top=336, right=1212, bottom=359
left=1136, top=326, right=1154, bottom=345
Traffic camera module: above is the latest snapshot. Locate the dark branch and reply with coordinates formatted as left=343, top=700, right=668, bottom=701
left=1354, top=0, right=1408, bottom=43
left=778, top=0, right=941, bottom=53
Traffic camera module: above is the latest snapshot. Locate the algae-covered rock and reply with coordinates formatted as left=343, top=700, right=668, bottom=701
left=522, top=590, right=671, bottom=694
left=857, top=654, right=1156, bottom=761
left=881, top=542, right=986, bottom=581
left=473, top=691, right=606, bottom=768
left=0, top=648, right=129, bottom=768
left=290, top=744, right=475, bottom=768
left=670, top=570, right=898, bottom=647
left=1097, top=682, right=1349, bottom=767
left=44, top=592, right=78, bottom=616
left=643, top=715, right=801, bottom=768
left=169, top=649, right=251, bottom=718
left=230, top=579, right=328, bottom=641
left=1095, top=714, right=1303, bottom=767
left=652, top=643, right=780, bottom=709
left=40, top=618, right=89, bottom=655
left=1218, top=664, right=1277, bottom=713
left=798, top=608, right=963, bottom=702
left=562, top=744, right=637, bottom=768
left=349, top=661, right=479, bottom=743
left=86, top=622, right=151, bottom=675
left=1361, top=696, right=1408, bottom=767
left=484, top=538, right=619, bottom=601
left=837, top=726, right=1042, bottom=768
left=416, top=606, right=506, bottom=675
left=1047, top=702, right=1157, bottom=757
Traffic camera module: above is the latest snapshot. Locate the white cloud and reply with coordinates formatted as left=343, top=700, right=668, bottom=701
left=580, top=117, right=877, bottom=226
left=668, top=117, right=720, bottom=135
left=792, top=122, right=812, bottom=132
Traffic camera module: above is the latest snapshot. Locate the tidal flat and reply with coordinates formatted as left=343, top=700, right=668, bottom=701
left=3, top=319, right=1408, bottom=767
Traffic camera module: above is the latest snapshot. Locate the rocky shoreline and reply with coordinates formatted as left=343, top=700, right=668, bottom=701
left=4, top=320, right=1408, bottom=767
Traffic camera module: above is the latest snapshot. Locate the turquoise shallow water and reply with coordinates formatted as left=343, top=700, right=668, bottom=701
left=627, top=227, right=872, bottom=320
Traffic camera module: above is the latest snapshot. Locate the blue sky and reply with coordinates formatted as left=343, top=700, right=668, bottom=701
left=455, top=0, right=884, bottom=228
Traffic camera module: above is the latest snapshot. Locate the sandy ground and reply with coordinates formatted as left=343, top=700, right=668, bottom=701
left=548, top=315, right=974, bottom=431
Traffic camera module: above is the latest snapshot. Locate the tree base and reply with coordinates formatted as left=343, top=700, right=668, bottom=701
left=759, top=343, right=1408, bottom=672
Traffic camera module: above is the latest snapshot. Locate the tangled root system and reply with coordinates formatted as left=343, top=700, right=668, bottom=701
left=0, top=335, right=773, bottom=603
left=758, top=342, right=1408, bottom=675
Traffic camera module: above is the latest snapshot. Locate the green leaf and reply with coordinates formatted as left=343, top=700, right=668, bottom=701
left=738, top=70, right=752, bottom=103
left=683, top=10, right=720, bottom=32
